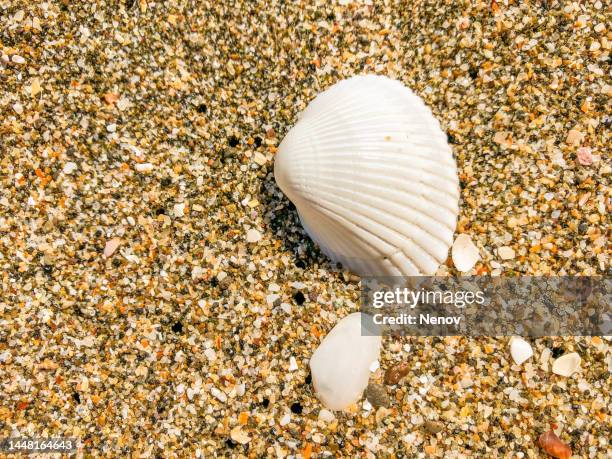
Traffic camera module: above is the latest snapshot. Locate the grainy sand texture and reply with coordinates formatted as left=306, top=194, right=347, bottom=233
left=0, top=0, right=610, bottom=457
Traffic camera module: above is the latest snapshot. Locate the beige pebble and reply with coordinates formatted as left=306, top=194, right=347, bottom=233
left=246, top=228, right=262, bottom=243
left=103, top=238, right=121, bottom=258
left=134, top=163, right=154, bottom=172
left=498, top=246, right=515, bottom=260
left=230, top=426, right=251, bottom=445
left=253, top=152, right=267, bottom=165
left=173, top=202, right=186, bottom=217
left=565, top=129, right=583, bottom=146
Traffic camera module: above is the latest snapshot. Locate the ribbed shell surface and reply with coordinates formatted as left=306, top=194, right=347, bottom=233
left=274, top=75, right=459, bottom=277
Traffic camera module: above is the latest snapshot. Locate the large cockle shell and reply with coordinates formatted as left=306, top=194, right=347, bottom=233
left=275, top=75, right=459, bottom=276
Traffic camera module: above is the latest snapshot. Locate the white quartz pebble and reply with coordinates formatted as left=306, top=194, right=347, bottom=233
left=309, top=312, right=381, bottom=411
left=318, top=409, right=335, bottom=423
left=510, top=337, right=533, bottom=365
left=246, top=228, right=262, bottom=243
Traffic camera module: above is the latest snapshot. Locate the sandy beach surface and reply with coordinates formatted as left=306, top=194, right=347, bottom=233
left=0, top=0, right=609, bottom=457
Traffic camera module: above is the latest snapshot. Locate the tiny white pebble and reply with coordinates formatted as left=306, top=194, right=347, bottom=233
left=288, top=356, right=298, bottom=371
left=135, top=162, right=154, bottom=173
left=106, top=123, right=117, bottom=132
left=116, top=98, right=130, bottom=111
left=12, top=103, right=23, bottom=114
left=246, top=228, right=262, bottom=243
left=174, top=202, right=186, bottom=217
left=253, top=152, right=267, bottom=165
left=204, top=348, right=216, bottom=361
left=210, top=387, right=227, bottom=403
left=63, top=162, right=78, bottom=174
left=11, top=54, right=25, bottom=64
left=318, top=409, right=335, bottom=423
left=103, top=238, right=121, bottom=258
left=279, top=413, right=291, bottom=426
left=498, top=246, right=515, bottom=260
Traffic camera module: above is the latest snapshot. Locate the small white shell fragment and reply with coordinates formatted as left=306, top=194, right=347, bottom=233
left=173, top=202, right=186, bottom=217
left=230, top=426, right=251, bottom=445
left=103, top=238, right=121, bottom=258
left=246, top=228, right=262, bottom=243
left=274, top=75, right=459, bottom=277
left=63, top=162, right=78, bottom=174
left=288, top=356, right=298, bottom=371
left=279, top=413, right=291, bottom=426
left=552, top=352, right=581, bottom=377
left=309, top=312, right=381, bottom=411
left=253, top=152, right=267, bottom=165
left=135, top=162, right=154, bottom=172
left=116, top=97, right=131, bottom=111
left=509, top=337, right=533, bottom=365
left=318, top=409, right=335, bottom=423
left=204, top=348, right=216, bottom=361
left=451, top=234, right=480, bottom=272
left=210, top=387, right=227, bottom=402
left=498, top=246, right=516, bottom=260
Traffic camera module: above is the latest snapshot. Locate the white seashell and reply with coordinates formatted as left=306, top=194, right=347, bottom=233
left=309, top=312, right=381, bottom=411
left=275, top=75, right=459, bottom=277
left=552, top=352, right=581, bottom=377
left=452, top=234, right=480, bottom=272
left=509, top=337, right=533, bottom=365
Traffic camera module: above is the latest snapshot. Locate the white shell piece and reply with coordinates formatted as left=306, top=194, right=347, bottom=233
left=275, top=75, right=459, bottom=277
left=309, top=313, right=381, bottom=411
left=510, top=337, right=533, bottom=365
left=452, top=234, right=480, bottom=272
left=552, top=352, right=581, bottom=377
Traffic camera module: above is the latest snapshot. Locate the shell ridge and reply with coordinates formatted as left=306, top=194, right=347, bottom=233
left=293, top=153, right=458, bottom=185
left=294, top=185, right=447, bottom=273
left=301, top=108, right=443, bottom=137
left=292, top=179, right=453, bottom=256
left=298, top=206, right=388, bottom=262
left=289, top=162, right=459, bottom=208
left=289, top=170, right=458, bottom=232
left=300, top=198, right=406, bottom=261
left=298, top=171, right=456, bottom=232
